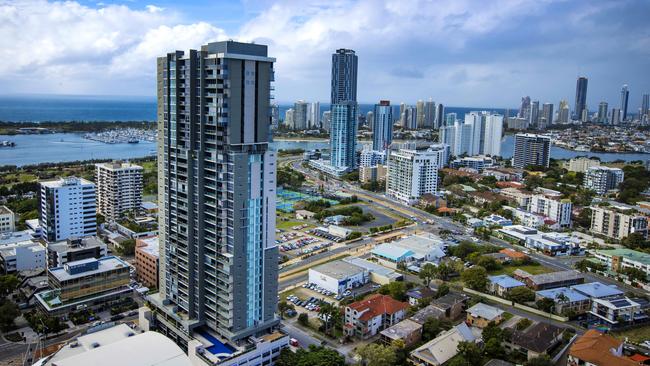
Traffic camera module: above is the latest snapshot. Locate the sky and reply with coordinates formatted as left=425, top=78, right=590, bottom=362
left=0, top=0, right=649, bottom=109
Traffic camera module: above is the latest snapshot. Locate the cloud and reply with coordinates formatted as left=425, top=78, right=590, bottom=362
left=0, top=0, right=225, bottom=94
left=0, top=0, right=648, bottom=108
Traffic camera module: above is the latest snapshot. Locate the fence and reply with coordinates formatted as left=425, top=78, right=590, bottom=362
left=462, top=287, right=569, bottom=322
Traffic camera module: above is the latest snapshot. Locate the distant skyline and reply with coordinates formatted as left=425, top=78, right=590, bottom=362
left=1, top=0, right=649, bottom=109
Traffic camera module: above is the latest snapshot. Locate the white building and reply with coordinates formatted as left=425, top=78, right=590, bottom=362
left=308, top=260, right=368, bottom=295
left=0, top=240, right=46, bottom=273
left=387, top=146, right=441, bottom=205
left=359, top=149, right=387, bottom=167
left=0, top=206, right=15, bottom=233
left=528, top=188, right=573, bottom=227
left=504, top=206, right=546, bottom=228
left=564, top=157, right=600, bottom=173
left=590, top=203, right=649, bottom=240
left=584, top=166, right=625, bottom=195
left=439, top=112, right=503, bottom=157
left=450, top=156, right=494, bottom=173
left=39, top=177, right=97, bottom=242
left=95, top=161, right=144, bottom=221
left=371, top=234, right=446, bottom=269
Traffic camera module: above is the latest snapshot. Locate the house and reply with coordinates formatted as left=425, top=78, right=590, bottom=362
left=505, top=322, right=565, bottom=360
left=466, top=303, right=504, bottom=328
left=380, top=319, right=423, bottom=347
left=430, top=292, right=469, bottom=320
left=535, top=287, right=591, bottom=315
left=344, top=294, right=409, bottom=339
left=295, top=210, right=315, bottom=220
left=483, top=252, right=511, bottom=264
left=406, top=286, right=436, bottom=306
left=410, top=305, right=446, bottom=325
left=409, top=323, right=478, bottom=366
left=568, top=330, right=639, bottom=366
left=513, top=269, right=584, bottom=290
left=487, top=275, right=526, bottom=297
left=484, top=360, right=514, bottom=366
left=499, top=248, right=529, bottom=261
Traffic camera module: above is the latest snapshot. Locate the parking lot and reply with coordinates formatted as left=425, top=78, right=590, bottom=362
left=277, top=225, right=345, bottom=259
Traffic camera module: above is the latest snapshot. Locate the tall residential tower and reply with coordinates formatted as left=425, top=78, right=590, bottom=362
left=574, top=76, right=588, bottom=120
left=144, top=41, right=287, bottom=365
left=329, top=49, right=358, bottom=172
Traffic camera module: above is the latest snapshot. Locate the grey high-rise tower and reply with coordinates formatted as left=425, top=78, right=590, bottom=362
left=620, top=84, right=629, bottom=121
left=149, top=41, right=284, bottom=359
left=329, top=49, right=358, bottom=172
left=643, top=94, right=650, bottom=119
left=512, top=133, right=551, bottom=169
left=574, top=76, right=588, bottom=120
left=373, top=100, right=393, bottom=150
left=540, top=103, right=553, bottom=130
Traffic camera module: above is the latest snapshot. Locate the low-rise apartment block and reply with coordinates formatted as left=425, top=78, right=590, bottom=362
left=95, top=161, right=144, bottom=221
left=584, top=166, right=624, bottom=195
left=46, top=236, right=107, bottom=267
left=344, top=294, right=408, bottom=339
left=135, top=236, right=159, bottom=288
left=590, top=203, right=649, bottom=240
left=0, top=206, right=15, bottom=233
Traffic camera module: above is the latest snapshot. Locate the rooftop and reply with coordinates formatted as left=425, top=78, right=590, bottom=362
left=40, top=176, right=94, bottom=188
left=536, top=287, right=589, bottom=303
left=517, top=270, right=584, bottom=286
left=379, top=319, right=422, bottom=340
left=347, top=294, right=408, bottom=321
left=595, top=248, right=650, bottom=266
left=0, top=230, right=36, bottom=246
left=0, top=205, right=12, bottom=215
left=342, top=257, right=401, bottom=280
left=96, top=161, right=143, bottom=171
left=137, top=236, right=159, bottom=258
left=49, top=256, right=129, bottom=282
left=569, top=330, right=638, bottom=366
left=489, top=275, right=525, bottom=289
left=432, top=292, right=468, bottom=309
left=410, top=304, right=446, bottom=324
left=499, top=248, right=528, bottom=259
left=410, top=323, right=477, bottom=366
left=310, top=260, right=364, bottom=280
left=513, top=322, right=564, bottom=353
left=406, top=286, right=436, bottom=300
left=570, top=282, right=623, bottom=299
left=44, top=323, right=190, bottom=366
left=47, top=236, right=106, bottom=253
left=372, top=234, right=445, bottom=261
left=466, top=303, right=504, bottom=321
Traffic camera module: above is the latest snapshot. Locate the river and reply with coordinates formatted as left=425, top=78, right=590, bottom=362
left=0, top=133, right=647, bottom=167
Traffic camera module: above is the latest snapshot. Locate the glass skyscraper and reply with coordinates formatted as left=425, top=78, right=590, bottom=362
left=574, top=76, right=588, bottom=120
left=620, top=84, right=629, bottom=121
left=329, top=49, right=358, bottom=171
left=372, top=100, right=393, bottom=150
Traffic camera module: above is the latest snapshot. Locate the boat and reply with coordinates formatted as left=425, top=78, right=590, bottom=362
left=128, top=139, right=139, bottom=144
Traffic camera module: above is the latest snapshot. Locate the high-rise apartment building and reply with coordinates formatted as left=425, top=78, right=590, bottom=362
left=529, top=189, right=573, bottom=228
left=373, top=100, right=393, bottom=151
left=597, top=101, right=608, bottom=124
left=611, top=108, right=621, bottom=125
left=0, top=206, right=15, bottom=233
left=95, top=161, right=143, bottom=222
left=512, top=134, right=551, bottom=168
left=530, top=100, right=540, bottom=126
left=39, top=177, right=96, bottom=242
left=584, top=166, right=624, bottom=195
left=386, top=144, right=442, bottom=205
left=558, top=100, right=570, bottom=124
left=366, top=111, right=374, bottom=131
left=540, top=102, right=553, bottom=130
left=322, top=110, right=331, bottom=131
left=293, top=100, right=308, bottom=130
left=310, top=101, right=320, bottom=128
left=591, top=204, right=649, bottom=240
left=416, top=100, right=425, bottom=128
left=574, top=76, right=588, bottom=120
left=620, top=84, right=629, bottom=121
left=329, top=49, right=358, bottom=172
left=270, top=104, right=279, bottom=130
left=147, top=41, right=286, bottom=363
left=284, top=108, right=294, bottom=129
left=435, top=103, right=445, bottom=128
left=439, top=112, right=502, bottom=157
left=424, top=99, right=436, bottom=128
left=518, top=96, right=531, bottom=120
left=642, top=94, right=650, bottom=119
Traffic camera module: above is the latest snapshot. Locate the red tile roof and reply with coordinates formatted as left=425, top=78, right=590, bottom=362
left=347, top=294, right=408, bottom=321
left=569, top=330, right=639, bottom=366
left=500, top=248, right=528, bottom=260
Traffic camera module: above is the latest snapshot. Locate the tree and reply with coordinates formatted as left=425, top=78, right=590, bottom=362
left=276, top=345, right=345, bottom=366
left=0, top=300, right=19, bottom=331
left=536, top=297, right=555, bottom=313
left=484, top=337, right=505, bottom=359
left=436, top=283, right=450, bottom=298
left=476, top=256, right=500, bottom=271
left=117, top=238, right=136, bottom=256
left=461, top=266, right=488, bottom=291
left=433, top=263, right=453, bottom=281
left=419, top=263, right=437, bottom=285
left=574, top=207, right=592, bottom=228
left=298, top=313, right=309, bottom=326
left=524, top=355, right=553, bottom=366
left=318, top=302, right=340, bottom=336
left=507, top=287, right=535, bottom=303
left=278, top=301, right=294, bottom=319
left=622, top=267, right=647, bottom=283
left=456, top=341, right=483, bottom=366
left=378, top=281, right=407, bottom=301
left=356, top=343, right=397, bottom=366
left=422, top=318, right=443, bottom=341
left=621, top=232, right=649, bottom=250
left=0, top=275, right=20, bottom=297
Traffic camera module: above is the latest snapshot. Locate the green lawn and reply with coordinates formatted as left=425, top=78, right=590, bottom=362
left=613, top=327, right=650, bottom=343
left=489, top=264, right=554, bottom=276
left=277, top=220, right=313, bottom=230
left=140, top=160, right=157, bottom=173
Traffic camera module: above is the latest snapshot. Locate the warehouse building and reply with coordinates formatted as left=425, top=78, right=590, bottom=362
left=308, top=260, right=368, bottom=295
